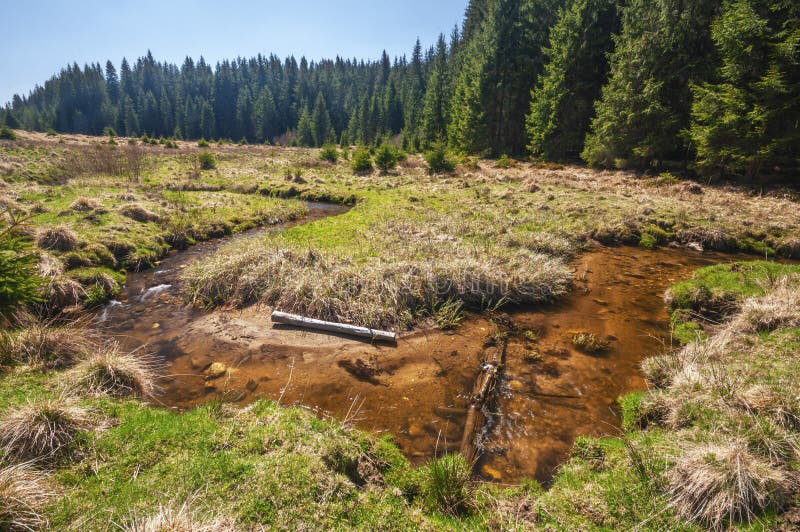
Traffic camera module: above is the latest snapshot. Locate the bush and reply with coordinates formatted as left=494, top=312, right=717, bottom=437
left=374, top=144, right=398, bottom=173
left=351, top=146, right=373, bottom=173
left=496, top=154, right=514, bottom=168
left=103, top=126, right=117, bottom=137
left=197, top=138, right=209, bottom=148
left=0, top=126, right=16, bottom=140
left=320, top=144, right=339, bottom=163
left=424, top=142, right=456, bottom=174
left=198, top=151, right=217, bottom=170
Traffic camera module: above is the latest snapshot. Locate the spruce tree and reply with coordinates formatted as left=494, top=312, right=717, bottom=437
left=311, top=92, right=333, bottom=147
left=296, top=104, right=315, bottom=146
left=526, top=0, right=619, bottom=161
left=689, top=0, right=800, bottom=179
left=582, top=0, right=722, bottom=168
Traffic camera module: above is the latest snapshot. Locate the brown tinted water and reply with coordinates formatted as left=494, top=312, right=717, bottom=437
left=98, top=210, right=743, bottom=484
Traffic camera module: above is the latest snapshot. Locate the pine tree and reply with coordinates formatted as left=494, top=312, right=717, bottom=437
left=310, top=92, right=333, bottom=147
left=582, top=0, right=722, bottom=168
left=421, top=35, right=451, bottom=144
left=526, top=0, right=619, bottom=160
left=296, top=104, right=314, bottom=146
left=690, top=0, right=800, bottom=179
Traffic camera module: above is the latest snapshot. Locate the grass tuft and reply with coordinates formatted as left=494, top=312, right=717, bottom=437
left=68, top=347, right=159, bottom=398
left=0, top=318, right=98, bottom=368
left=424, top=454, right=471, bottom=515
left=121, top=501, right=236, bottom=532
left=0, top=462, right=51, bottom=530
left=668, top=442, right=791, bottom=529
left=119, top=203, right=160, bottom=223
left=34, top=225, right=79, bottom=252
left=0, top=396, right=92, bottom=462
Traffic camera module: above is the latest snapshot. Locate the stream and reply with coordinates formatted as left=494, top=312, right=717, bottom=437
left=98, top=204, right=747, bottom=484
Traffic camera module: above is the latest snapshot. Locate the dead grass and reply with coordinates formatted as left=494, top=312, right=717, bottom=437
left=67, top=347, right=159, bottom=398
left=119, top=203, right=160, bottom=223
left=183, top=239, right=571, bottom=328
left=0, top=318, right=99, bottom=368
left=34, top=225, right=79, bottom=252
left=732, top=277, right=800, bottom=333
left=0, top=396, right=92, bottom=462
left=68, top=197, right=99, bottom=212
left=668, top=442, right=791, bottom=529
left=0, top=462, right=51, bottom=530
left=121, top=502, right=237, bottom=532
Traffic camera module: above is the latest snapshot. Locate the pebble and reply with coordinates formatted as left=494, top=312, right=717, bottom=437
left=204, top=362, right=227, bottom=380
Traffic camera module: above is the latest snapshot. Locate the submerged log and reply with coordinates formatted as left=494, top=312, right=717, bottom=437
left=271, top=311, right=397, bottom=343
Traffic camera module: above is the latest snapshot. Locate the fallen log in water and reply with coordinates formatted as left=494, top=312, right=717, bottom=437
left=271, top=311, right=397, bottom=343
left=460, top=340, right=506, bottom=464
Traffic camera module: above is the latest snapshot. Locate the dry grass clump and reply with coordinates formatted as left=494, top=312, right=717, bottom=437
left=36, top=251, right=64, bottom=279
left=732, top=277, right=800, bottom=333
left=735, top=385, right=800, bottom=431
left=68, top=347, right=159, bottom=398
left=119, top=203, right=160, bottom=223
left=0, top=462, right=51, bottom=530
left=122, top=502, right=237, bottom=532
left=0, top=319, right=98, bottom=368
left=34, top=225, right=79, bottom=252
left=183, top=238, right=571, bottom=328
left=0, top=396, right=92, bottom=462
left=668, top=442, right=791, bottom=529
left=69, top=196, right=99, bottom=212
left=41, top=276, right=86, bottom=311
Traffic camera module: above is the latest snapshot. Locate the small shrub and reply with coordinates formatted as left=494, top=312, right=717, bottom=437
left=320, top=144, right=339, bottom=163
left=0, top=230, right=42, bottom=318
left=424, top=142, right=456, bottom=174
left=45, top=128, right=57, bottom=137
left=68, top=347, right=159, bottom=398
left=198, top=152, right=217, bottom=170
left=103, top=126, right=118, bottom=137
left=425, top=454, right=471, bottom=515
left=374, top=144, right=398, bottom=173
left=496, top=154, right=514, bottom=169
left=0, top=463, right=50, bottom=530
left=351, top=146, right=373, bottom=173
left=0, top=397, right=92, bottom=461
left=197, top=138, right=210, bottom=148
left=0, top=126, right=16, bottom=140
left=34, top=226, right=79, bottom=252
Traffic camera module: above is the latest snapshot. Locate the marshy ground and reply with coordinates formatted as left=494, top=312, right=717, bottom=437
left=2, top=131, right=800, bottom=529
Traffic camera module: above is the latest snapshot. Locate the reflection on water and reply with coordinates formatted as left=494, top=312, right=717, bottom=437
left=99, top=214, right=743, bottom=483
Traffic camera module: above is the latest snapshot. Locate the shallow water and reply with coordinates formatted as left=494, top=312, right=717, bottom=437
left=99, top=209, right=745, bottom=484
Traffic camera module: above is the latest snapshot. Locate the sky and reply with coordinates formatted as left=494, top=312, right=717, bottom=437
left=1, top=0, right=468, bottom=106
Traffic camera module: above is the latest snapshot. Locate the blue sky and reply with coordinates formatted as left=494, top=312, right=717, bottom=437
left=1, top=0, right=467, bottom=106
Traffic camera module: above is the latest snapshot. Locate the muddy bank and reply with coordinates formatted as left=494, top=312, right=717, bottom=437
left=100, top=221, right=746, bottom=483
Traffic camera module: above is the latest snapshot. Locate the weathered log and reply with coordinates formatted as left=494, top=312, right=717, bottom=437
left=271, top=311, right=397, bottom=343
